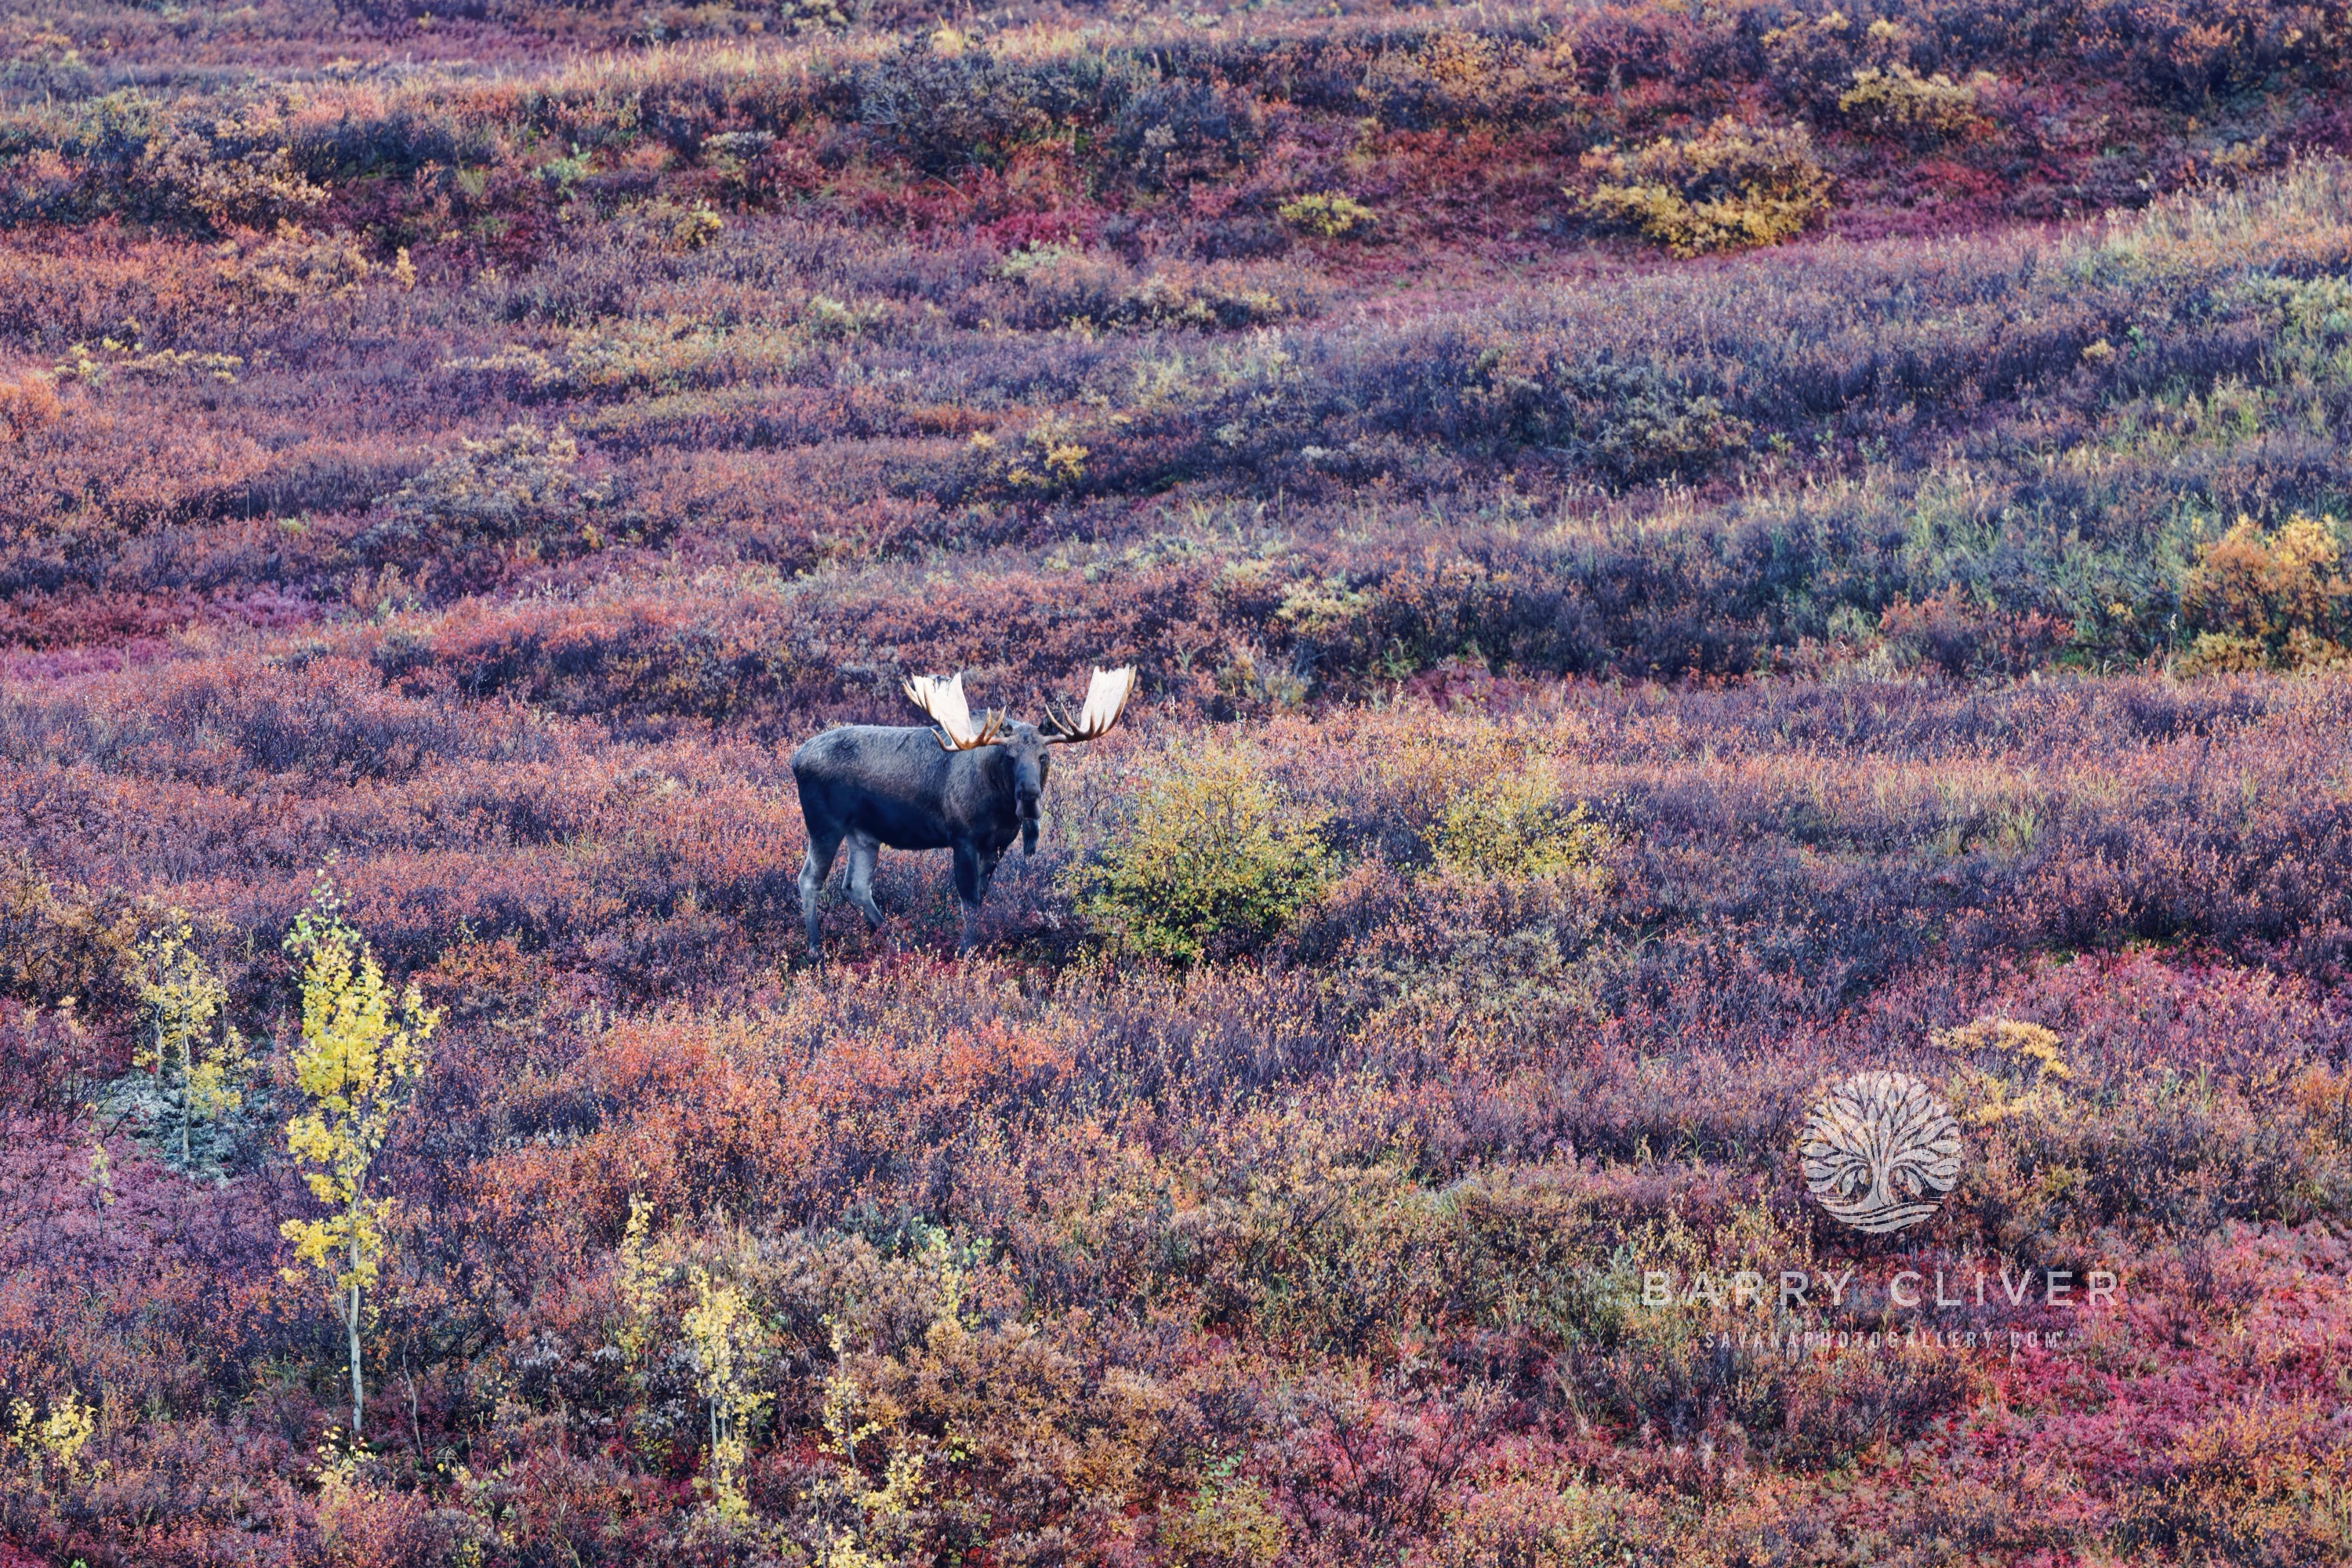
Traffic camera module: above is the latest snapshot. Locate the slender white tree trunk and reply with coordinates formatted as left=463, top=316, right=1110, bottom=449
left=348, top=1229, right=365, bottom=1439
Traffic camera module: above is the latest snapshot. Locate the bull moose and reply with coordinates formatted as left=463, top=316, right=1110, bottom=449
left=791, top=666, right=1137, bottom=958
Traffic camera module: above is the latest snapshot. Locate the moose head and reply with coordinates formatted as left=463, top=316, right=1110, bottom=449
left=902, top=666, right=1138, bottom=856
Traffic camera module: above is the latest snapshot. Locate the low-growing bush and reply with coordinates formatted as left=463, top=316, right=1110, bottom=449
left=1278, top=191, right=1376, bottom=239
left=1838, top=64, right=1993, bottom=141
left=1428, top=768, right=1610, bottom=884
left=1069, top=742, right=1330, bottom=965
left=1109, top=80, right=1263, bottom=193
left=1878, top=588, right=2074, bottom=681
left=960, top=418, right=1094, bottom=499
left=141, top=114, right=329, bottom=233
left=997, top=249, right=1286, bottom=331
left=1582, top=118, right=1830, bottom=256
left=1356, top=28, right=1580, bottom=132
left=0, top=373, right=59, bottom=442
left=851, top=35, right=1065, bottom=176
left=363, top=423, right=617, bottom=565
left=1584, top=379, right=1753, bottom=485
left=2176, top=514, right=2350, bottom=673
left=0, top=851, right=140, bottom=1039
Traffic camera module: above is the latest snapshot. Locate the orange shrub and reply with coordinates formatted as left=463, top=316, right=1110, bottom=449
left=0, top=374, right=60, bottom=442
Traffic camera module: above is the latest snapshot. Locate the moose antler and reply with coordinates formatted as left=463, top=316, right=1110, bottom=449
left=1042, top=666, right=1138, bottom=744
left=904, top=673, right=1007, bottom=750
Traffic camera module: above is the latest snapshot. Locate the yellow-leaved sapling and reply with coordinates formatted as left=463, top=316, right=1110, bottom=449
left=815, top=1330, right=927, bottom=1568
left=682, top=1261, right=770, bottom=1517
left=278, top=877, right=440, bottom=1441
left=614, top=1192, right=662, bottom=1364
left=5, top=1390, right=96, bottom=1486
left=133, top=913, right=249, bottom=1171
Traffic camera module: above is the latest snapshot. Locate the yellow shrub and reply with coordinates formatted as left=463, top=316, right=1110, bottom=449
left=682, top=1263, right=770, bottom=1516
left=134, top=915, right=248, bottom=1171
left=1157, top=1456, right=1287, bottom=1566
left=671, top=201, right=723, bottom=251
left=1934, top=1016, right=2071, bottom=1127
left=969, top=416, right=1094, bottom=496
left=220, top=224, right=375, bottom=304
left=1582, top=118, right=1829, bottom=256
left=815, top=1343, right=928, bottom=1568
left=2176, top=513, right=2351, bottom=673
left=614, top=1192, right=662, bottom=1361
left=1277, top=191, right=1375, bottom=239
left=1837, top=64, right=1992, bottom=139
left=5, top=1390, right=96, bottom=1483
left=145, top=118, right=328, bottom=231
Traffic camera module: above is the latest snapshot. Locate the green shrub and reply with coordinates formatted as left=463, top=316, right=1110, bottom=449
left=1071, top=745, right=1330, bottom=965
left=1277, top=192, right=1374, bottom=239
left=1581, top=118, right=1828, bottom=256
left=367, top=423, right=614, bottom=554
left=802, top=293, right=869, bottom=340
left=1590, top=390, right=1751, bottom=485
left=1428, top=768, right=1609, bottom=882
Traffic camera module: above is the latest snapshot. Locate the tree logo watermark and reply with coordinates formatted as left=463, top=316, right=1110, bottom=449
left=1799, top=1070, right=1962, bottom=1233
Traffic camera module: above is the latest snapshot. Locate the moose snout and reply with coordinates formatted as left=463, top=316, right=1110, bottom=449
left=1015, top=788, right=1041, bottom=819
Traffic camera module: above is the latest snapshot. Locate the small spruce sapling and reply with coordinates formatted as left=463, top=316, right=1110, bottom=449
left=278, top=878, right=440, bottom=1441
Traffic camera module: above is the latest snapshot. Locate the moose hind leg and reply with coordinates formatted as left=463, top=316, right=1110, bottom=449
left=799, top=830, right=843, bottom=958
left=845, top=834, right=885, bottom=928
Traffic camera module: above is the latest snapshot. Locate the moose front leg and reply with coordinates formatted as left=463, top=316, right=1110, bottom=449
left=950, top=840, right=987, bottom=953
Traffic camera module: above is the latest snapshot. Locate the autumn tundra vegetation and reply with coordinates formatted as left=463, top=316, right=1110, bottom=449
left=2, top=0, right=2352, bottom=1561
